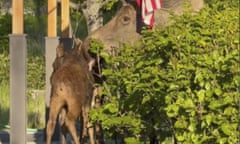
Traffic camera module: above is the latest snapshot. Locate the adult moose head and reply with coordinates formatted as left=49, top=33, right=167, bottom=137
left=83, top=3, right=141, bottom=55
left=46, top=39, right=95, bottom=144
left=83, top=0, right=204, bottom=55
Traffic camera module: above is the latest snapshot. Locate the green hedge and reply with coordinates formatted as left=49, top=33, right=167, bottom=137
left=90, top=1, right=239, bottom=143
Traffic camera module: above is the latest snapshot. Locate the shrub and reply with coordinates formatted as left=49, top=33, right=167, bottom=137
left=90, top=1, right=239, bottom=143
left=0, top=14, right=11, bottom=54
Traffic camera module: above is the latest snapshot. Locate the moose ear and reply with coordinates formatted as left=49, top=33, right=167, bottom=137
left=74, top=38, right=82, bottom=48
left=72, top=38, right=83, bottom=55
left=74, top=38, right=82, bottom=51
left=56, top=43, right=65, bottom=58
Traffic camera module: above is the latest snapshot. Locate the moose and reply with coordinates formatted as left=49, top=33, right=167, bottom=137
left=82, top=0, right=204, bottom=57
left=46, top=39, right=95, bottom=144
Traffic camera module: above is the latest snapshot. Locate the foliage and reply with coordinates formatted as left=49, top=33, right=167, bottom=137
left=101, top=0, right=119, bottom=11
left=27, top=55, right=45, bottom=89
left=0, top=53, right=9, bottom=85
left=0, top=14, right=10, bottom=85
left=70, top=9, right=88, bottom=39
left=90, top=1, right=239, bottom=143
left=0, top=14, right=11, bottom=54
left=0, top=84, right=10, bottom=128
left=27, top=89, right=45, bottom=129
left=24, top=0, right=47, bottom=16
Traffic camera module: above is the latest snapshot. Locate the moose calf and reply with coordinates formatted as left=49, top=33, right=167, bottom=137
left=46, top=39, right=95, bottom=144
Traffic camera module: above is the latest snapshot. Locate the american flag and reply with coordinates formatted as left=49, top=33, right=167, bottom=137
left=136, top=0, right=162, bottom=28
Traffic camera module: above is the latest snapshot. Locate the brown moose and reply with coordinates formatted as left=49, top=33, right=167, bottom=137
left=46, top=39, right=95, bottom=144
left=83, top=0, right=204, bottom=56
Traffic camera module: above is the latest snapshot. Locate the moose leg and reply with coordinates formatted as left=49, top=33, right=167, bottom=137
left=79, top=114, right=83, bottom=143
left=64, top=103, right=80, bottom=144
left=82, top=105, right=89, bottom=137
left=60, top=125, right=68, bottom=144
left=93, top=88, right=104, bottom=144
left=64, top=116, right=79, bottom=144
left=59, top=108, right=67, bottom=144
left=95, top=123, right=104, bottom=144
left=88, top=123, right=95, bottom=144
left=46, top=97, right=64, bottom=144
left=81, top=106, right=89, bottom=138
left=82, top=105, right=96, bottom=144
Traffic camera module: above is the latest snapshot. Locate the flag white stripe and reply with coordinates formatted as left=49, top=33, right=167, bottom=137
left=145, top=0, right=153, bottom=12
left=155, top=0, right=161, bottom=9
left=143, top=12, right=153, bottom=25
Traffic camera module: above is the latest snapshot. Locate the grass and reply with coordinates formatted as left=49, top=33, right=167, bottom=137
left=0, top=83, right=45, bottom=130
left=0, top=83, right=10, bottom=129
left=27, top=89, right=45, bottom=129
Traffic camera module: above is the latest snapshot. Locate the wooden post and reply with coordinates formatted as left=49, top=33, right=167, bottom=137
left=61, top=0, right=70, bottom=38
left=12, top=0, right=23, bottom=34
left=48, top=0, right=57, bottom=37
left=10, top=0, right=27, bottom=143
left=60, top=0, right=73, bottom=51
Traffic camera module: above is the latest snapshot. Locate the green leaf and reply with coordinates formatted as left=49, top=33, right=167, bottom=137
left=188, top=123, right=196, bottom=132
left=100, top=51, right=110, bottom=63
left=221, top=64, right=228, bottom=71
left=103, top=103, right=118, bottom=114
left=197, top=90, right=205, bottom=102
left=136, top=61, right=144, bottom=69
left=141, top=95, right=151, bottom=105
left=176, top=133, right=185, bottom=142
left=168, top=84, right=179, bottom=91
left=221, top=124, right=234, bottom=136
left=102, top=69, right=113, bottom=76
left=205, top=114, right=212, bottom=126
left=165, top=104, right=179, bottom=118
left=140, top=73, right=151, bottom=79
left=224, top=107, right=237, bottom=116
left=204, top=82, right=211, bottom=90
left=124, top=137, right=141, bottom=144
left=183, top=98, right=195, bottom=108
left=208, top=100, right=223, bottom=109
left=214, top=88, right=222, bottom=96
left=174, top=119, right=187, bottom=129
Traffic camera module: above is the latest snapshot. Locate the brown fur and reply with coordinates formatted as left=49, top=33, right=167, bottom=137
left=83, top=4, right=141, bottom=55
left=46, top=40, right=95, bottom=144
